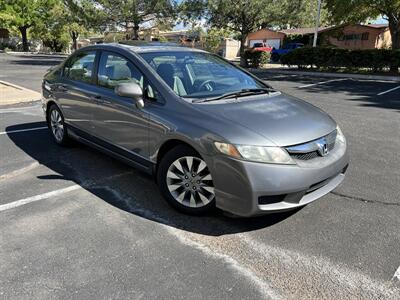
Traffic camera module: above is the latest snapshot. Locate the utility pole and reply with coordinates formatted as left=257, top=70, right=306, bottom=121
left=313, top=0, right=322, bottom=47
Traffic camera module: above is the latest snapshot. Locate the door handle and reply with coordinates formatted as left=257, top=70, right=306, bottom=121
left=91, top=95, right=111, bottom=105
left=58, top=84, right=68, bottom=92
left=90, top=95, right=102, bottom=102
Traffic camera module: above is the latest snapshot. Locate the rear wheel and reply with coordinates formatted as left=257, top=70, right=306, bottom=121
left=157, top=145, right=215, bottom=215
left=48, top=104, right=69, bottom=146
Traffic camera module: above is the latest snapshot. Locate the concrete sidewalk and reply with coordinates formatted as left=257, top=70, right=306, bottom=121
left=0, top=80, right=41, bottom=106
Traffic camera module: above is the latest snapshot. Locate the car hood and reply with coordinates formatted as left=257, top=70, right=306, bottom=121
left=198, top=93, right=336, bottom=146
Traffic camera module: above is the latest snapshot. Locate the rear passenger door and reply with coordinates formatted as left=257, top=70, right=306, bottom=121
left=55, top=50, right=98, bottom=134
left=90, top=51, right=160, bottom=161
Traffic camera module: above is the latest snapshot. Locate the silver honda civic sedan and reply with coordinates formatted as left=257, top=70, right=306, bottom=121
left=42, top=43, right=349, bottom=217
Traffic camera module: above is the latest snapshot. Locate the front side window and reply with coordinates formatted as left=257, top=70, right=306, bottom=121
left=139, top=51, right=265, bottom=99
left=64, top=51, right=96, bottom=83
left=97, top=51, right=160, bottom=100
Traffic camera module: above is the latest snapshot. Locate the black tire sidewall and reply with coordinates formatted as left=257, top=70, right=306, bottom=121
left=271, top=53, right=280, bottom=62
left=157, top=145, right=215, bottom=215
left=48, top=104, right=69, bottom=146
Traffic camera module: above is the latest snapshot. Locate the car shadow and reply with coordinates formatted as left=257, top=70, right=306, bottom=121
left=6, top=122, right=300, bottom=236
left=260, top=73, right=400, bottom=112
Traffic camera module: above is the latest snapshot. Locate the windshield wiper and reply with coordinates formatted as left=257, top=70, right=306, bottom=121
left=192, top=87, right=275, bottom=103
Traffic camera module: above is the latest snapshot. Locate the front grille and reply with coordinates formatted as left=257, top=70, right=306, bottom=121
left=286, top=130, right=337, bottom=161
left=291, top=151, right=319, bottom=160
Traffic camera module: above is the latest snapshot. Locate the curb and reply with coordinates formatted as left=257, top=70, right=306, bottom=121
left=250, top=68, right=400, bottom=82
left=3, top=51, right=68, bottom=58
left=0, top=80, right=41, bottom=106
left=0, top=80, right=31, bottom=91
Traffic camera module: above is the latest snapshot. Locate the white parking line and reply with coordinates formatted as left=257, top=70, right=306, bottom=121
left=0, top=104, right=43, bottom=116
left=0, top=185, right=80, bottom=212
left=394, top=265, right=400, bottom=281
left=0, top=171, right=133, bottom=213
left=0, top=126, right=47, bottom=135
left=0, top=161, right=40, bottom=181
left=270, top=74, right=298, bottom=79
left=377, top=85, right=400, bottom=96
left=298, top=78, right=348, bottom=88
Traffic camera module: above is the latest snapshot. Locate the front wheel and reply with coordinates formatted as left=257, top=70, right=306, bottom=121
left=157, top=145, right=216, bottom=215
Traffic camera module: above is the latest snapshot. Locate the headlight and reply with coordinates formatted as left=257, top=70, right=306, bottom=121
left=336, top=126, right=346, bottom=144
left=214, top=142, right=295, bottom=164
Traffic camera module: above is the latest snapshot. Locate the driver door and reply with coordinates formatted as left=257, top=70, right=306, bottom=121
left=90, top=51, right=153, bottom=160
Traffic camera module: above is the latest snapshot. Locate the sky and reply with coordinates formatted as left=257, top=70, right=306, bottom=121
left=173, top=15, right=388, bottom=31
left=372, top=16, right=388, bottom=24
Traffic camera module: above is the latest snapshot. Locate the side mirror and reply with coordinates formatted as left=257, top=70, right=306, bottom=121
left=114, top=82, right=144, bottom=109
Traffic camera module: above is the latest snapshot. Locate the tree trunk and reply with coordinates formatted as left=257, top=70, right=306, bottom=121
left=388, top=15, right=400, bottom=73
left=388, top=18, right=400, bottom=49
left=71, top=31, right=79, bottom=51
left=239, top=34, right=247, bottom=67
left=131, top=23, right=140, bottom=40
left=19, top=26, right=29, bottom=52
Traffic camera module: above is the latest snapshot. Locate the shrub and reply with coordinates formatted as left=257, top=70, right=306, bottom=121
left=244, top=50, right=271, bottom=68
left=280, top=47, right=400, bottom=72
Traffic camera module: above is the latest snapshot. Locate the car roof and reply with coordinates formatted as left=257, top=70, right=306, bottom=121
left=84, top=42, right=207, bottom=54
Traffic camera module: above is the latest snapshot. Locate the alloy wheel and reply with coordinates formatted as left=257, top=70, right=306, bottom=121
left=166, top=156, right=215, bottom=208
left=50, top=109, right=64, bottom=142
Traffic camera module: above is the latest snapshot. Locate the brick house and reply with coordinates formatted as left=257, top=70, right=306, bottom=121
left=320, top=24, right=391, bottom=49
left=246, top=28, right=286, bottom=49
left=247, top=24, right=391, bottom=50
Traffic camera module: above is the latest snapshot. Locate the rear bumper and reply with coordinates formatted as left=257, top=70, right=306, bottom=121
left=204, top=142, right=349, bottom=217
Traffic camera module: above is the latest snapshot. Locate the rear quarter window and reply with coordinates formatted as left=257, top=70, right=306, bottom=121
left=64, top=51, right=96, bottom=83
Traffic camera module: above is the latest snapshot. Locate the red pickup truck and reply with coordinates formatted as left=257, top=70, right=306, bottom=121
left=251, top=42, right=273, bottom=52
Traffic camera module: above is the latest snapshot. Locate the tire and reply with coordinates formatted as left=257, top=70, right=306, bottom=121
left=157, top=145, right=216, bottom=215
left=271, top=53, right=280, bottom=63
left=48, top=104, right=69, bottom=146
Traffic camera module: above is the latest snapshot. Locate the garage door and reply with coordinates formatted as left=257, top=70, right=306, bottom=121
left=249, top=40, right=263, bottom=47
left=266, top=39, right=281, bottom=49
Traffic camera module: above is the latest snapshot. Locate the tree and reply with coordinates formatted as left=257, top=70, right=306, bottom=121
left=92, top=0, right=176, bottom=40
left=63, top=0, right=102, bottom=51
left=179, top=0, right=330, bottom=66
left=180, top=0, right=274, bottom=65
left=203, top=27, right=232, bottom=53
left=325, top=0, right=400, bottom=50
left=270, top=0, right=331, bottom=29
left=31, top=1, right=69, bottom=52
left=0, top=0, right=55, bottom=51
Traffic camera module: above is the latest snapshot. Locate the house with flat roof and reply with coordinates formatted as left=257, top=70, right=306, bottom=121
left=247, top=24, right=391, bottom=50
left=319, top=24, right=391, bottom=49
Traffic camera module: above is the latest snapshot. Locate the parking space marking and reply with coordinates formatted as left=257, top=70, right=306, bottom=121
left=0, top=126, right=47, bottom=135
left=0, top=161, right=40, bottom=181
left=270, top=74, right=299, bottom=79
left=0, top=185, right=80, bottom=212
left=298, top=78, right=348, bottom=89
left=377, top=85, right=400, bottom=96
left=0, top=105, right=43, bottom=116
left=394, top=265, right=400, bottom=281
left=0, top=171, right=133, bottom=213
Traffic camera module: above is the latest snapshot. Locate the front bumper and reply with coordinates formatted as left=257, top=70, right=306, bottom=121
left=205, top=142, right=349, bottom=217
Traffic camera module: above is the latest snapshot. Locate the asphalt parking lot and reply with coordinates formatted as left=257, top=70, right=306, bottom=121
left=1, top=53, right=400, bottom=299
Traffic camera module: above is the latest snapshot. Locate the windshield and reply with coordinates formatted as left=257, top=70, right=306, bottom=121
left=139, top=51, right=266, bottom=99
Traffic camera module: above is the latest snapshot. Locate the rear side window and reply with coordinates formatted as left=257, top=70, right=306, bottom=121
left=64, top=51, right=96, bottom=83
